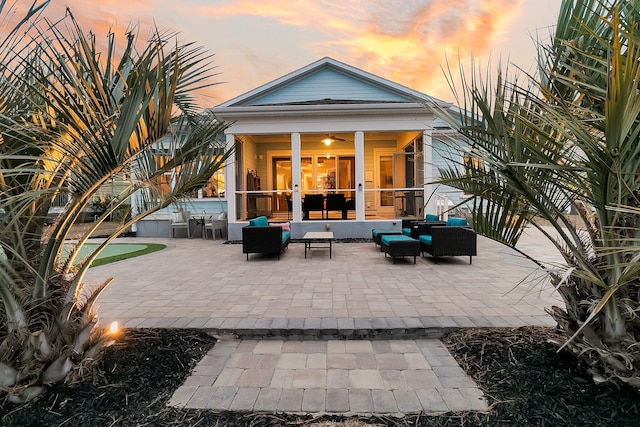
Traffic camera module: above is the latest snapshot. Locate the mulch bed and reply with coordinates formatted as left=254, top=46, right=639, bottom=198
left=1, top=326, right=638, bottom=426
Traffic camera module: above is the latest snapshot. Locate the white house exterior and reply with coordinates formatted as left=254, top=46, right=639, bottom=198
left=133, top=57, right=468, bottom=239
left=209, top=57, right=462, bottom=240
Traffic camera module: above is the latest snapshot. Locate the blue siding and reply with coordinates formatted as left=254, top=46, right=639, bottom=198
left=249, top=68, right=409, bottom=105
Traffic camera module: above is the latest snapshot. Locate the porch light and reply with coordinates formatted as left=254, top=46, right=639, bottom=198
left=322, top=137, right=333, bottom=146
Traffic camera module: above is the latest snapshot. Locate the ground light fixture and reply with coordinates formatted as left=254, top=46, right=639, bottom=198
left=109, top=321, right=119, bottom=335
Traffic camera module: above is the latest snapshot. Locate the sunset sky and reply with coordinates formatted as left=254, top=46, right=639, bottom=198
left=37, top=0, right=561, bottom=107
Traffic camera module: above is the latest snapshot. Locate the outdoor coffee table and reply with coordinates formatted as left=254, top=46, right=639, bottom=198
left=303, top=231, right=334, bottom=259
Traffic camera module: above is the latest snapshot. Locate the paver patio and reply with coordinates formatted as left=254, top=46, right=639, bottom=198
left=87, top=226, right=564, bottom=415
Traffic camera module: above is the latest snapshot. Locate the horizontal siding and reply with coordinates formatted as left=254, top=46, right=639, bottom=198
left=250, top=68, right=408, bottom=105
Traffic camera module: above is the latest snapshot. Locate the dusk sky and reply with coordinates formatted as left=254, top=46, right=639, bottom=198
left=37, top=0, right=561, bottom=107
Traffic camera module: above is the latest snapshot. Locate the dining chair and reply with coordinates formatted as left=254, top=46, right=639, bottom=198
left=325, top=193, right=346, bottom=219
left=169, top=211, right=190, bottom=238
left=285, top=195, right=292, bottom=220
left=303, top=194, right=324, bottom=219
left=204, top=212, right=227, bottom=240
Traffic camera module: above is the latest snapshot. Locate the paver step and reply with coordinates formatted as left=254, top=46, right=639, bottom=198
left=211, top=326, right=452, bottom=340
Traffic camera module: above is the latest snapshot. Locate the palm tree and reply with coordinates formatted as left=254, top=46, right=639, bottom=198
left=0, top=5, right=232, bottom=402
left=433, top=0, right=640, bottom=388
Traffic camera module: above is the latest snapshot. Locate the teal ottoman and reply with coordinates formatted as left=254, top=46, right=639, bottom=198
left=380, top=235, right=420, bottom=264
left=372, top=228, right=401, bottom=246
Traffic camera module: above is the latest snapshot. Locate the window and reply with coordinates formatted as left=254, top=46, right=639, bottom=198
left=152, top=151, right=226, bottom=199
left=462, top=152, right=485, bottom=196
left=200, top=166, right=225, bottom=198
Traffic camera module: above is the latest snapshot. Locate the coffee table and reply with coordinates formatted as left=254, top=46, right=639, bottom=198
left=303, top=231, right=334, bottom=259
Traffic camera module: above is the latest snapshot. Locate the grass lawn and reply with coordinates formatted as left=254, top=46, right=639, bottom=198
left=62, top=243, right=166, bottom=267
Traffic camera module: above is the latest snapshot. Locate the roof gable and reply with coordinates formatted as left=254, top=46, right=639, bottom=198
left=219, top=57, right=437, bottom=107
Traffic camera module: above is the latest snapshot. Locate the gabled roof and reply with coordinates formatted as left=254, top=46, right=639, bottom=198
left=217, top=57, right=448, bottom=108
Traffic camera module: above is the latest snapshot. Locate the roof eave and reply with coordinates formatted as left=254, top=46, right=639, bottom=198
left=210, top=101, right=449, bottom=120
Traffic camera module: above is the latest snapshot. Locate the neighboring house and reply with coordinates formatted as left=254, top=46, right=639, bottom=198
left=136, top=56, right=469, bottom=239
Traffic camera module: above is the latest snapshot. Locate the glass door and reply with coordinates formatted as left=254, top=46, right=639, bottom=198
left=316, top=155, right=337, bottom=192
left=272, top=157, right=292, bottom=217
left=378, top=154, right=394, bottom=216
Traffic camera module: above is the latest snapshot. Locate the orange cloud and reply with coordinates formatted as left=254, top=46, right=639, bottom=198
left=27, top=0, right=529, bottom=105
left=189, top=0, right=527, bottom=100
left=332, top=0, right=526, bottom=99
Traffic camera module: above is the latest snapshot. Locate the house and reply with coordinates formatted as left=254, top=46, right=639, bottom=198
left=137, top=57, right=468, bottom=239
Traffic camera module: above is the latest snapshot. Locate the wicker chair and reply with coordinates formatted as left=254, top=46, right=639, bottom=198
left=411, top=220, right=447, bottom=239
left=419, top=224, right=477, bottom=264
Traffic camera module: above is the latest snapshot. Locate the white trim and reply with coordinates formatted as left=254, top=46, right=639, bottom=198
left=212, top=102, right=430, bottom=119
left=423, top=129, right=435, bottom=216
left=291, top=133, right=302, bottom=221
left=355, top=131, right=365, bottom=221
left=225, top=133, right=236, bottom=223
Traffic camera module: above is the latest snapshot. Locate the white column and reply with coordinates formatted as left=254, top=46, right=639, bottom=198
left=291, top=133, right=302, bottom=222
left=355, top=131, right=365, bottom=221
left=225, top=133, right=236, bottom=223
left=423, top=128, right=436, bottom=216
left=130, top=170, right=138, bottom=233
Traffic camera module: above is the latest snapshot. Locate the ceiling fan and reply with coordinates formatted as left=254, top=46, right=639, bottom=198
left=322, top=134, right=345, bottom=146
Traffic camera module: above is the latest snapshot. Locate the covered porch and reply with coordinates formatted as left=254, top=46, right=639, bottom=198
left=211, top=57, right=452, bottom=240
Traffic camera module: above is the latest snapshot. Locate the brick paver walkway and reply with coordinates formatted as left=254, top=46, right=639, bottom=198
left=86, top=227, right=563, bottom=416
left=168, top=337, right=487, bottom=415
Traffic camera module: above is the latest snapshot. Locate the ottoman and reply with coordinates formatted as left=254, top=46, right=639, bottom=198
left=371, top=228, right=402, bottom=246
left=380, top=235, right=421, bottom=264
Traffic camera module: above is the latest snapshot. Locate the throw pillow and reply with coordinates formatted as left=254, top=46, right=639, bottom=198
left=446, top=217, right=468, bottom=227
left=249, top=216, right=268, bottom=227
left=270, top=222, right=290, bottom=231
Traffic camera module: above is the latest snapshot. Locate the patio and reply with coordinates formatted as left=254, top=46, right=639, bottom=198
left=85, top=227, right=563, bottom=415
left=89, top=227, right=562, bottom=333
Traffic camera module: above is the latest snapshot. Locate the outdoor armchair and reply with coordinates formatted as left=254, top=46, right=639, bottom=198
left=402, top=214, right=440, bottom=236
left=418, top=217, right=477, bottom=264
left=411, top=220, right=447, bottom=239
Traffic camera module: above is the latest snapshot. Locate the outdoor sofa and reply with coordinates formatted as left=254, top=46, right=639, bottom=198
left=242, top=216, right=291, bottom=260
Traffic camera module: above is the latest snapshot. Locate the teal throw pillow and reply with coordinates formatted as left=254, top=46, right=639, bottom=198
left=249, top=216, right=268, bottom=227
left=446, top=217, right=468, bottom=227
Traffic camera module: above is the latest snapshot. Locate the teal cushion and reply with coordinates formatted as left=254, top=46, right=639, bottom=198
left=372, top=229, right=397, bottom=237
left=381, top=234, right=413, bottom=245
left=402, top=228, right=412, bottom=236
left=419, top=235, right=432, bottom=246
left=249, top=216, right=268, bottom=227
left=425, top=214, right=439, bottom=221
left=446, top=217, right=468, bottom=227
left=282, top=230, right=291, bottom=243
